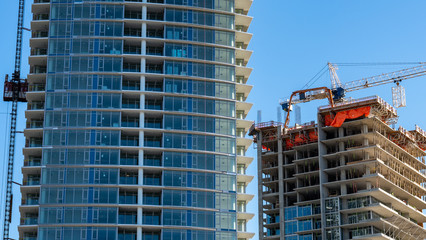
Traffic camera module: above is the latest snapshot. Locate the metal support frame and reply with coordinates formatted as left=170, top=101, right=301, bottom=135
left=344, top=64, right=426, bottom=92
left=328, top=62, right=342, bottom=89
left=3, top=0, right=25, bottom=239
left=384, top=215, right=426, bottom=240
left=392, top=84, right=406, bottom=108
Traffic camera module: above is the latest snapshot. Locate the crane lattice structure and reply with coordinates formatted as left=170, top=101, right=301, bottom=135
left=280, top=63, right=426, bottom=130
left=3, top=0, right=28, bottom=239
left=342, top=64, right=426, bottom=92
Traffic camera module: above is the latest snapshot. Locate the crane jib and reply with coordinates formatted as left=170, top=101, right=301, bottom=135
left=344, top=66, right=426, bottom=92
left=280, top=63, right=426, bottom=130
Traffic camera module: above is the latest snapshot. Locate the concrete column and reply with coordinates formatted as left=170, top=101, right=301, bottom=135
left=141, top=58, right=146, bottom=73
left=339, top=155, right=345, bottom=166
left=138, top=188, right=143, bottom=205
left=363, top=138, right=369, bottom=146
left=140, top=94, right=145, bottom=109
left=339, top=128, right=345, bottom=152
left=340, top=156, right=347, bottom=195
left=339, top=141, right=345, bottom=152
left=340, top=183, right=347, bottom=195
left=317, top=113, right=329, bottom=240
left=277, top=126, right=285, bottom=239
left=340, top=169, right=346, bottom=180
left=338, top=127, right=345, bottom=137
left=137, top=227, right=142, bottom=240
left=341, top=198, right=347, bottom=211
left=141, top=41, right=147, bottom=55
left=366, top=182, right=372, bottom=190
left=138, top=168, right=143, bottom=185
left=361, top=124, right=368, bottom=134
left=137, top=207, right=142, bottom=225
left=364, top=151, right=370, bottom=160
left=137, top=177, right=143, bottom=230
left=140, top=76, right=146, bottom=92
left=142, top=23, right=147, bottom=38
left=139, top=131, right=144, bottom=147
left=142, top=6, right=147, bottom=20
left=138, top=150, right=144, bottom=166
left=256, top=131, right=264, bottom=240
left=340, top=162, right=347, bottom=195
left=140, top=112, right=145, bottom=129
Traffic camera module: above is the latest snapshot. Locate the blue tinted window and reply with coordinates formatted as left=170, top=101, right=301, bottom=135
left=285, top=207, right=297, bottom=220
left=285, top=221, right=297, bottom=235
left=298, top=205, right=312, bottom=217
left=299, top=234, right=313, bottom=240
left=298, top=220, right=312, bottom=232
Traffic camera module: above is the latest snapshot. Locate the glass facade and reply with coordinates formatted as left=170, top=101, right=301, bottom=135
left=267, top=205, right=320, bottom=239
left=23, top=0, right=253, bottom=239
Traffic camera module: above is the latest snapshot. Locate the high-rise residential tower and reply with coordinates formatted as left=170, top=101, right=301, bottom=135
left=21, top=0, right=254, bottom=239
left=251, top=96, right=426, bottom=240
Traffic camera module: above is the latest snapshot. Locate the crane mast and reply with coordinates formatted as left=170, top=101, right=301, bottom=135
left=280, top=63, right=426, bottom=130
left=3, top=0, right=27, bottom=239
left=328, top=62, right=342, bottom=89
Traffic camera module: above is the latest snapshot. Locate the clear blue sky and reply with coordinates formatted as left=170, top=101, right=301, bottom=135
left=2, top=0, right=426, bottom=239
left=246, top=1, right=426, bottom=238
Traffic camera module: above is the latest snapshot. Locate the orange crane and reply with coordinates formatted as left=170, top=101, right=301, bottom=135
left=280, top=63, right=426, bottom=130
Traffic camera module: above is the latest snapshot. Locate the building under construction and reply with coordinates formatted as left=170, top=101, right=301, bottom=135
left=250, top=95, right=426, bottom=240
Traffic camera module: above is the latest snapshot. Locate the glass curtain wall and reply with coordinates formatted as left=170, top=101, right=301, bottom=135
left=23, top=0, right=253, bottom=240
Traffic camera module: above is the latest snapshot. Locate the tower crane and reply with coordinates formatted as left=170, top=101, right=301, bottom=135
left=3, top=0, right=28, bottom=239
left=280, top=63, right=426, bottom=130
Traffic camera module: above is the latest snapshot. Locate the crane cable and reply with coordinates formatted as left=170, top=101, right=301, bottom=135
left=301, top=64, right=329, bottom=90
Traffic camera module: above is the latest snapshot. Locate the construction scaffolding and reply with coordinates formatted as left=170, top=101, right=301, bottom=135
left=384, top=215, right=426, bottom=240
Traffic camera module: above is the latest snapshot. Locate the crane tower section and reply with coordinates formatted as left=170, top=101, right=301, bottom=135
left=3, top=0, right=28, bottom=239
